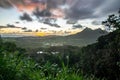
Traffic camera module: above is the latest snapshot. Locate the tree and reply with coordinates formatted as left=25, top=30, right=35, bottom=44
left=102, top=9, right=120, bottom=30
left=0, top=35, right=2, bottom=47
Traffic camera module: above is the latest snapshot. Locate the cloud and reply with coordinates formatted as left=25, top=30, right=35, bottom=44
left=20, top=13, right=33, bottom=21
left=0, top=0, right=66, bottom=18
left=7, top=24, right=15, bottom=27
left=0, top=0, right=66, bottom=9
left=0, top=0, right=120, bottom=20
left=72, top=24, right=82, bottom=29
left=64, top=31, right=71, bottom=34
left=24, top=29, right=32, bottom=32
left=0, top=0, right=46, bottom=12
left=51, top=24, right=61, bottom=28
left=95, top=0, right=120, bottom=16
left=66, top=20, right=77, bottom=24
left=0, top=0, right=26, bottom=9
left=92, top=21, right=101, bottom=25
left=65, top=0, right=105, bottom=20
left=43, top=19, right=61, bottom=28
left=0, top=0, right=12, bottom=8
left=40, top=27, right=47, bottom=30
left=47, top=0, right=66, bottom=8
left=65, top=0, right=120, bottom=20
left=15, top=21, right=20, bottom=24
left=33, top=7, right=51, bottom=18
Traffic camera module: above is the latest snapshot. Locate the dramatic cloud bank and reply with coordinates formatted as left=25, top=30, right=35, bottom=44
left=0, top=0, right=120, bottom=20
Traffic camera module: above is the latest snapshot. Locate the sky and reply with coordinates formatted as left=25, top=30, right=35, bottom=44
left=0, top=0, right=120, bottom=35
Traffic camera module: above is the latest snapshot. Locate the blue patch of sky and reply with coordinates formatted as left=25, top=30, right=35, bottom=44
left=0, top=8, right=20, bottom=26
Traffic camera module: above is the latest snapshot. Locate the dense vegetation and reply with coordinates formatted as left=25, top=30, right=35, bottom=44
left=0, top=10, right=120, bottom=80
left=0, top=36, right=99, bottom=80
left=81, top=29, right=120, bottom=80
left=81, top=10, right=120, bottom=80
left=28, top=28, right=120, bottom=80
left=0, top=36, right=83, bottom=80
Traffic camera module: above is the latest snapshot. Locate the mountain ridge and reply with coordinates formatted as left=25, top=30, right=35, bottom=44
left=68, top=27, right=108, bottom=39
left=2, top=28, right=108, bottom=48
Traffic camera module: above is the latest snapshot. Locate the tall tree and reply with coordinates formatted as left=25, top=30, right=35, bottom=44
left=102, top=9, right=120, bottom=30
left=0, top=35, right=2, bottom=45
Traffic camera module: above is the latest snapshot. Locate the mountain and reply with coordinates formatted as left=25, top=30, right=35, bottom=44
left=2, top=28, right=108, bottom=48
left=68, top=27, right=108, bottom=39
left=62, top=28, right=108, bottom=46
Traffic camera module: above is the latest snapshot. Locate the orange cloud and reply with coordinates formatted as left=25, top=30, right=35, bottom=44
left=50, top=8, right=65, bottom=18
left=15, top=2, right=47, bottom=12
left=11, top=0, right=65, bottom=18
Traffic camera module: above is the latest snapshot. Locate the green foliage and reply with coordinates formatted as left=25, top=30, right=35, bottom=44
left=102, top=9, right=120, bottom=30
left=80, top=10, right=120, bottom=80
left=1, top=39, right=98, bottom=80
left=0, top=35, right=2, bottom=48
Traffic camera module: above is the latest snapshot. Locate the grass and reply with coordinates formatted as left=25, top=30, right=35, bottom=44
left=0, top=38, right=103, bottom=80
left=0, top=50, right=102, bottom=80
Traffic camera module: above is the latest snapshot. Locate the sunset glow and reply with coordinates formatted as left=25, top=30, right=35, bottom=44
left=0, top=0, right=120, bottom=36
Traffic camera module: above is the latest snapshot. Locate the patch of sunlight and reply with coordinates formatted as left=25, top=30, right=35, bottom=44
left=35, top=32, right=46, bottom=36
